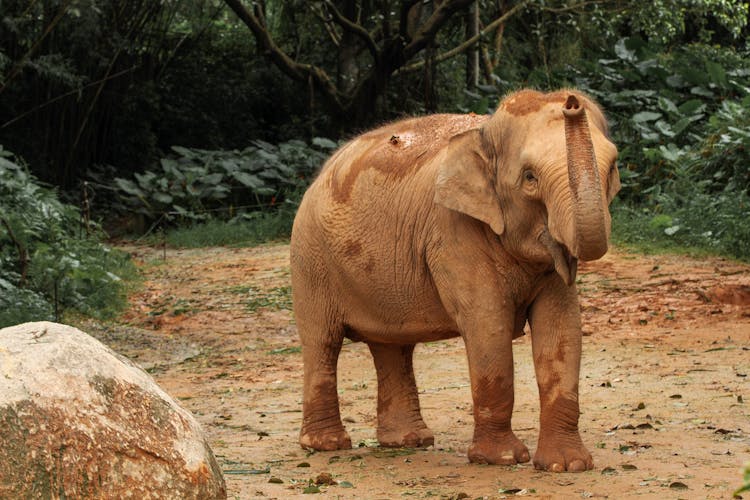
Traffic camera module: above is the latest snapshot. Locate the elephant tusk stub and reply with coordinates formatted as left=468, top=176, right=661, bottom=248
left=539, top=229, right=578, bottom=286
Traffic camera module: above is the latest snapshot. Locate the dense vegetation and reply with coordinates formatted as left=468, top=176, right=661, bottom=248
left=0, top=148, right=135, bottom=328
left=1, top=1, right=749, bottom=325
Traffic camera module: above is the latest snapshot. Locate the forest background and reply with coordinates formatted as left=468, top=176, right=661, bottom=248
left=0, top=0, right=749, bottom=327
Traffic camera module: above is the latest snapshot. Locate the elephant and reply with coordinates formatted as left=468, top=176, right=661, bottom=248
left=289, top=89, right=620, bottom=472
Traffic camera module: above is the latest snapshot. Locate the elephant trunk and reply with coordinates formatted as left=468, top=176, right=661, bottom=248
left=563, top=95, right=608, bottom=261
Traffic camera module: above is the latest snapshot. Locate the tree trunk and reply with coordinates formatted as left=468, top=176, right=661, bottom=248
left=337, top=0, right=359, bottom=95
left=424, top=41, right=438, bottom=112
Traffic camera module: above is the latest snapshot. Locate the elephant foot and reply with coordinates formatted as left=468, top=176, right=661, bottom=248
left=378, top=426, right=434, bottom=448
left=468, top=432, right=530, bottom=465
left=300, top=426, right=352, bottom=451
left=533, top=432, right=593, bottom=472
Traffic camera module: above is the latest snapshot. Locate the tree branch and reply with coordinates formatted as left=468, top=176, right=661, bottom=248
left=223, top=0, right=344, bottom=111
left=398, top=0, right=529, bottom=74
left=310, top=4, right=342, bottom=46
left=399, top=0, right=421, bottom=40
left=323, top=0, right=381, bottom=64
left=402, top=0, right=477, bottom=60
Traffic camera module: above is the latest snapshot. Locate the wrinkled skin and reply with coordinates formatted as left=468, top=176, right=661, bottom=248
left=290, top=89, right=620, bottom=472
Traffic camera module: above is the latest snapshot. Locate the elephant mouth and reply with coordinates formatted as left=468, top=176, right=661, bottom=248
left=539, top=229, right=578, bottom=286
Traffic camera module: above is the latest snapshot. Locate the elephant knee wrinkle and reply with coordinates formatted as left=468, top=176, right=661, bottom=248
left=540, top=396, right=580, bottom=432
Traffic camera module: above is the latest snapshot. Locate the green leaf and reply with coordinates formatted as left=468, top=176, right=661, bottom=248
left=201, top=173, right=224, bottom=186
left=614, top=38, right=636, bottom=62
left=705, top=61, right=727, bottom=88
left=690, top=86, right=713, bottom=97
left=657, top=97, right=678, bottom=116
left=677, top=99, right=705, bottom=116
left=657, top=144, right=685, bottom=163
left=252, top=139, right=276, bottom=151
left=171, top=145, right=197, bottom=158
left=312, top=137, right=338, bottom=150
left=220, top=159, right=239, bottom=173
left=670, top=117, right=692, bottom=137
left=654, top=120, right=675, bottom=138
left=134, top=171, right=157, bottom=186
left=233, top=171, right=264, bottom=189
left=632, top=111, right=662, bottom=123
left=256, top=149, right=280, bottom=163
left=303, top=485, right=320, bottom=494
left=113, top=178, right=145, bottom=197
left=151, top=192, right=173, bottom=204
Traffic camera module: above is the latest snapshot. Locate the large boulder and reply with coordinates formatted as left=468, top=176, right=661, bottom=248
left=0, top=322, right=226, bottom=499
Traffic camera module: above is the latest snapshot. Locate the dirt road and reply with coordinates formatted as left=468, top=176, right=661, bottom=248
left=87, top=243, right=750, bottom=499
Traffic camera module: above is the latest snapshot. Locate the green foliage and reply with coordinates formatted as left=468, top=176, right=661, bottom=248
left=0, top=147, right=136, bottom=328
left=622, top=0, right=748, bottom=45
left=612, top=190, right=750, bottom=261
left=737, top=462, right=750, bottom=497
left=111, top=138, right=336, bottom=224
left=163, top=211, right=296, bottom=248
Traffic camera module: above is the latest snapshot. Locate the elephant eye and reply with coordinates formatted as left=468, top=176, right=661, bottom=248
left=523, top=170, right=537, bottom=183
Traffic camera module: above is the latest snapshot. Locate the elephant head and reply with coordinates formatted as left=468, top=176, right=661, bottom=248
left=435, top=89, right=620, bottom=285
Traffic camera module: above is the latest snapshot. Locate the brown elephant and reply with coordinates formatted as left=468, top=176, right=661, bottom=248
left=289, top=89, right=620, bottom=472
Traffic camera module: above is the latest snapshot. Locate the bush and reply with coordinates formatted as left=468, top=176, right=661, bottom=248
left=612, top=190, right=750, bottom=260
left=0, top=147, right=136, bottom=328
left=109, top=138, right=336, bottom=227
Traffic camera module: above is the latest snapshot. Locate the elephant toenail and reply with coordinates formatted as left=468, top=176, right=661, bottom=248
left=569, top=459, right=586, bottom=472
left=550, top=463, right=564, bottom=472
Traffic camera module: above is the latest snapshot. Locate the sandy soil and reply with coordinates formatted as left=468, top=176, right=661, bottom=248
left=86, top=243, right=750, bottom=499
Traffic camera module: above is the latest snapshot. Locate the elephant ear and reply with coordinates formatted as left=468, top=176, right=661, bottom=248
left=434, top=129, right=504, bottom=235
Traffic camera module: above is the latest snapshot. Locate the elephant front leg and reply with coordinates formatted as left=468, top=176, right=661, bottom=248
left=529, top=277, right=593, bottom=472
left=368, top=342, right=434, bottom=448
left=463, top=328, right=530, bottom=465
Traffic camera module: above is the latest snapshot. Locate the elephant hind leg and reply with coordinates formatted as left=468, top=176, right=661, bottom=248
left=368, top=342, right=434, bottom=448
left=298, top=318, right=351, bottom=451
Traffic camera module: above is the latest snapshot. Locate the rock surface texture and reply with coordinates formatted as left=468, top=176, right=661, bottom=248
left=0, top=321, right=226, bottom=499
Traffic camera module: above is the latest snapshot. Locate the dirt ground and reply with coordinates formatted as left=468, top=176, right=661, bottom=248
left=85, top=243, right=750, bottom=499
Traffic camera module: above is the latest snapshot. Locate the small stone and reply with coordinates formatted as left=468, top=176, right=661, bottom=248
left=315, top=472, right=336, bottom=485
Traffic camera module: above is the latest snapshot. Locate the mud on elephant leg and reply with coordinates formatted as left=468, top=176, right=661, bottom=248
left=534, top=395, right=593, bottom=472
left=529, top=278, right=593, bottom=472
left=462, top=329, right=530, bottom=465
left=299, top=323, right=351, bottom=451
left=368, top=342, right=434, bottom=448
left=467, top=376, right=531, bottom=465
